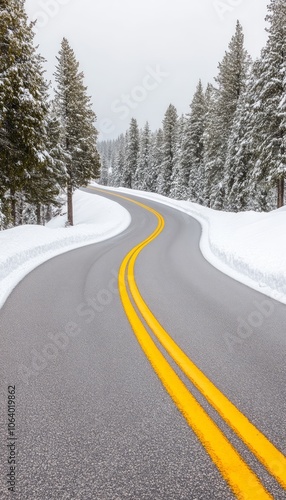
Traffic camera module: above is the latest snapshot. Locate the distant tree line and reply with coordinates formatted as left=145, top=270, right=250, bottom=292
left=99, top=0, right=285, bottom=212
left=0, top=0, right=100, bottom=229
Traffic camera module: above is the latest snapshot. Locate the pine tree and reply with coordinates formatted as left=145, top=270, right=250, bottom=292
left=203, top=84, right=220, bottom=207
left=250, top=0, right=286, bottom=208
left=99, top=157, right=109, bottom=186
left=0, top=0, right=52, bottom=227
left=54, top=38, right=100, bottom=226
left=173, top=113, right=194, bottom=201
left=46, top=101, right=67, bottom=185
left=170, top=115, right=187, bottom=199
left=224, top=60, right=263, bottom=211
left=226, top=1, right=286, bottom=211
left=22, top=63, right=69, bottom=225
left=112, top=134, right=126, bottom=187
left=204, top=21, right=250, bottom=209
left=136, top=122, right=152, bottom=191
left=99, top=139, right=118, bottom=186
left=152, top=129, right=164, bottom=193
left=187, top=80, right=207, bottom=203
left=122, top=118, right=139, bottom=189
left=158, top=104, right=178, bottom=196
left=97, top=140, right=110, bottom=185
left=145, top=132, right=161, bottom=193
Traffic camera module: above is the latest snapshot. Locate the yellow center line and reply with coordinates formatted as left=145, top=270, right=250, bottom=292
left=127, top=225, right=286, bottom=490
left=93, top=186, right=286, bottom=488
left=90, top=187, right=281, bottom=498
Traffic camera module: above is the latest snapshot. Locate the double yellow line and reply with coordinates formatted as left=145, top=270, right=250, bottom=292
left=93, top=188, right=286, bottom=499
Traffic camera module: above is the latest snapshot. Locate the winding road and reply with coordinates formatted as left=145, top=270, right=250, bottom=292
left=0, top=187, right=286, bottom=499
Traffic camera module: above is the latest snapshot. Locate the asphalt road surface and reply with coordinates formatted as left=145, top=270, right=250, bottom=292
left=0, top=187, right=286, bottom=499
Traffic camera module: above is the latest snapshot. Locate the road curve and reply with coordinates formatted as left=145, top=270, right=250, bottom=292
left=0, top=188, right=286, bottom=500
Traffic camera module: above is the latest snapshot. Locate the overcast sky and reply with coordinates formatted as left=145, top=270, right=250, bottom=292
left=26, top=0, right=270, bottom=140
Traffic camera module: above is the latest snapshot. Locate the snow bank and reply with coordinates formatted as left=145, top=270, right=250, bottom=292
left=92, top=183, right=286, bottom=305
left=183, top=204, right=286, bottom=304
left=0, top=190, right=131, bottom=309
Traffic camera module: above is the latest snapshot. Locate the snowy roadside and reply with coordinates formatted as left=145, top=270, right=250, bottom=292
left=0, top=190, right=131, bottom=309
left=92, top=183, right=286, bottom=305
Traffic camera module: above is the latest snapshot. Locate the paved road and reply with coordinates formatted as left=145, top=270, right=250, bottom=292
left=0, top=188, right=285, bottom=499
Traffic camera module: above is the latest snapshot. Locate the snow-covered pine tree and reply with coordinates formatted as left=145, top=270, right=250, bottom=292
left=100, top=157, right=109, bottom=186
left=144, top=132, right=160, bottom=193
left=172, top=113, right=193, bottom=201
left=46, top=110, right=62, bottom=170
left=204, top=21, right=250, bottom=209
left=170, top=115, right=188, bottom=200
left=187, top=80, right=207, bottom=203
left=122, top=118, right=139, bottom=189
left=46, top=100, right=67, bottom=184
left=111, top=134, right=126, bottom=187
left=0, top=0, right=52, bottom=227
left=22, top=59, right=70, bottom=225
left=135, top=122, right=152, bottom=191
left=97, top=140, right=110, bottom=183
left=42, top=102, right=67, bottom=221
left=54, top=38, right=100, bottom=226
left=97, top=141, right=109, bottom=185
left=152, top=129, right=164, bottom=193
left=158, top=104, right=178, bottom=196
left=203, top=84, right=220, bottom=207
left=99, top=139, right=118, bottom=186
left=249, top=0, right=286, bottom=208
left=224, top=83, right=253, bottom=211
left=224, top=60, right=265, bottom=211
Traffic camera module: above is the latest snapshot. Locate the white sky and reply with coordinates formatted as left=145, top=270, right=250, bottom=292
left=25, top=0, right=270, bottom=140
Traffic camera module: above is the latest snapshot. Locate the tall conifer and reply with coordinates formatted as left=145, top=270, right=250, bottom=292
left=54, top=38, right=100, bottom=226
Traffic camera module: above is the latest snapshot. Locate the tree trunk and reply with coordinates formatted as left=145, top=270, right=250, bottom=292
left=67, top=182, right=73, bottom=226
left=277, top=177, right=284, bottom=208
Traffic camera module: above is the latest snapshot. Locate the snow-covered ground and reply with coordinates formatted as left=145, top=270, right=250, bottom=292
left=1, top=183, right=286, bottom=310
left=93, top=183, right=286, bottom=305
left=0, top=190, right=131, bottom=309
